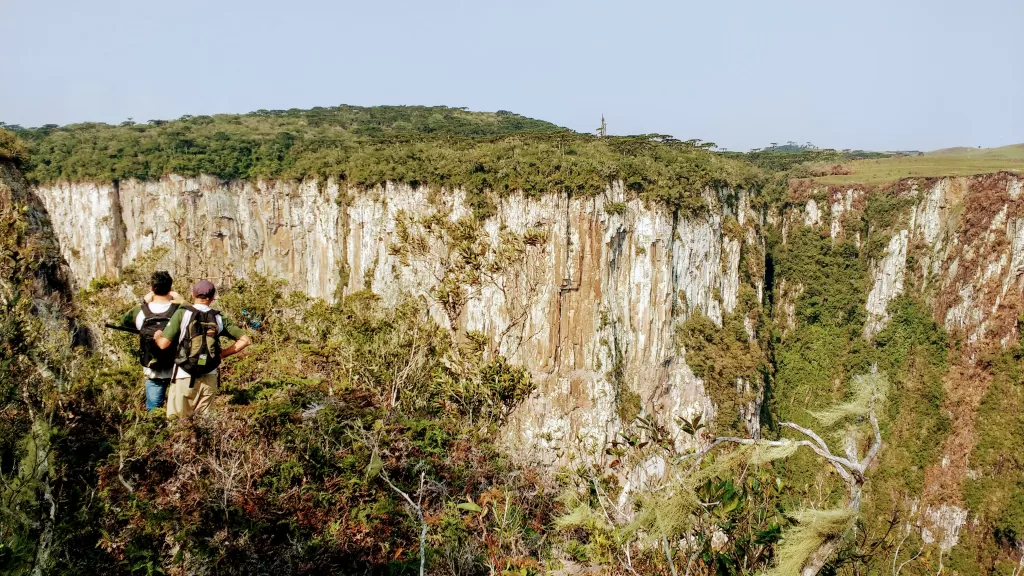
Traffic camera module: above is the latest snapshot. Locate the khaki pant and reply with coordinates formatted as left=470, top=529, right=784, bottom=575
left=167, top=373, right=218, bottom=418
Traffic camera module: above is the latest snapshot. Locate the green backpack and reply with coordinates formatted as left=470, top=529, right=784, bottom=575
left=174, top=306, right=222, bottom=386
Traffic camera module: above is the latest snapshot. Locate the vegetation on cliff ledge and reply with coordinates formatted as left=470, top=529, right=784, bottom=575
left=0, top=128, right=29, bottom=165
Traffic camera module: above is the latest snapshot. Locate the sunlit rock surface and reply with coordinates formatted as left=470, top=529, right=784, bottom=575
left=36, top=176, right=759, bottom=464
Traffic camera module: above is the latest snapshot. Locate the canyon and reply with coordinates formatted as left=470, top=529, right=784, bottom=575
left=6, top=151, right=1024, bottom=571
left=35, top=174, right=1024, bottom=473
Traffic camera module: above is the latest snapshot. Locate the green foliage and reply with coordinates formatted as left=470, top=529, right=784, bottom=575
left=874, top=295, right=949, bottom=374
left=727, top=145, right=845, bottom=173
left=0, top=163, right=91, bottom=576
left=74, top=277, right=549, bottom=574
left=678, top=297, right=765, bottom=435
left=0, top=129, right=29, bottom=165
left=861, top=188, right=918, bottom=260
left=964, top=337, right=1024, bottom=547
left=867, top=296, right=951, bottom=501
left=769, top=211, right=956, bottom=559
left=603, top=201, right=627, bottom=216
left=776, top=228, right=868, bottom=331
left=769, top=226, right=874, bottom=504
left=767, top=225, right=884, bottom=526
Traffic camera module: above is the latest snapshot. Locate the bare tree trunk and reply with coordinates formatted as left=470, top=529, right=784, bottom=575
left=801, top=537, right=844, bottom=576
left=29, top=420, right=56, bottom=576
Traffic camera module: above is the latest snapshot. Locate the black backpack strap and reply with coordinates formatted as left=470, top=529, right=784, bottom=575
left=180, top=305, right=198, bottom=335
left=140, top=302, right=153, bottom=318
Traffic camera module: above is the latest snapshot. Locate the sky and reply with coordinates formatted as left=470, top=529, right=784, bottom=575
left=1, top=0, right=1022, bottom=152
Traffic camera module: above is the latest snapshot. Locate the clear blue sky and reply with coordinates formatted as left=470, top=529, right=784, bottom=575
left=2, top=0, right=1021, bottom=151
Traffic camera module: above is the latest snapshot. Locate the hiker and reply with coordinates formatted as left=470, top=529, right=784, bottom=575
left=152, top=279, right=251, bottom=418
left=118, top=271, right=184, bottom=410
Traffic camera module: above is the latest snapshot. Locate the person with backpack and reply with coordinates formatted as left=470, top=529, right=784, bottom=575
left=152, top=279, right=251, bottom=418
left=118, top=271, right=184, bottom=410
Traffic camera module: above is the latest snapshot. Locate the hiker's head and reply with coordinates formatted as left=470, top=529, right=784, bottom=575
left=192, top=279, right=216, bottom=303
left=151, top=271, right=173, bottom=296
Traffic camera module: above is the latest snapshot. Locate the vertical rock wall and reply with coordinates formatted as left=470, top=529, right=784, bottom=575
left=34, top=176, right=761, bottom=463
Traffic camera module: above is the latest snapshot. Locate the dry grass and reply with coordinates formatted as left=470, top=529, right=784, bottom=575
left=812, top=144, right=1024, bottom=185
left=923, top=363, right=990, bottom=505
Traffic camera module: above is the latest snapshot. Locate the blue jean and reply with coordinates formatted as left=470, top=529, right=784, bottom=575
left=145, top=378, right=170, bottom=410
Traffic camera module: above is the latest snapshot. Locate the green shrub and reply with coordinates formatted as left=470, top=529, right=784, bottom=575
left=603, top=201, right=627, bottom=216
left=678, top=306, right=764, bottom=435
left=0, top=129, right=28, bottom=165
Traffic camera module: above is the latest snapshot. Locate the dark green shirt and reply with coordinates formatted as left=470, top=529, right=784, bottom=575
left=120, top=305, right=143, bottom=329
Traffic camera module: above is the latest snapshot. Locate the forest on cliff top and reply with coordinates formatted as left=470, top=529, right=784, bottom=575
left=5, top=105, right=860, bottom=217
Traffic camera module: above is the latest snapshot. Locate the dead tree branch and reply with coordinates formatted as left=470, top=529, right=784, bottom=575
left=381, top=470, right=427, bottom=576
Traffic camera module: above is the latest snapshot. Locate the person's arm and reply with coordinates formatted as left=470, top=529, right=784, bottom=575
left=219, top=317, right=251, bottom=359
left=153, top=309, right=183, bottom=350
left=120, top=305, right=141, bottom=328
left=220, top=335, right=251, bottom=359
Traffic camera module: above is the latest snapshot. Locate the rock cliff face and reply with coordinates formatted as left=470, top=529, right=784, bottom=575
left=778, top=174, right=1024, bottom=346
left=37, top=176, right=346, bottom=299
left=36, top=173, right=1024, bottom=451
left=35, top=176, right=762, bottom=462
left=29, top=170, right=1024, bottom=565
left=784, top=172, right=1024, bottom=550
left=822, top=174, right=1023, bottom=345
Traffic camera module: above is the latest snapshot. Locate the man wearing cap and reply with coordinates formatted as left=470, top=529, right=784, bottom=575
left=152, top=279, right=251, bottom=418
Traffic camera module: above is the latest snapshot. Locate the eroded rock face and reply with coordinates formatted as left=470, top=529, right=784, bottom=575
left=35, top=176, right=761, bottom=464
left=864, top=230, right=908, bottom=339
left=785, top=174, right=1024, bottom=552
left=879, top=175, right=1024, bottom=343
left=786, top=175, right=1024, bottom=345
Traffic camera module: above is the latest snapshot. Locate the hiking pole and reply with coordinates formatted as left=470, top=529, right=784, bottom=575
left=104, top=323, right=140, bottom=334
